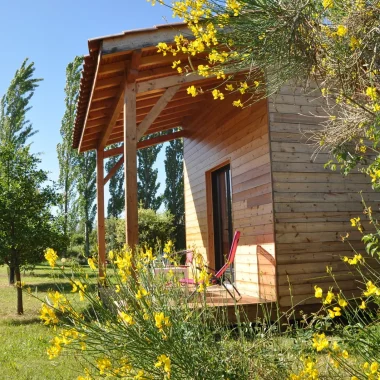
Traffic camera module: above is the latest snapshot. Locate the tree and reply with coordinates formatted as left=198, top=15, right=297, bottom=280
left=164, top=132, right=185, bottom=249
left=106, top=143, right=124, bottom=217
left=137, top=135, right=163, bottom=211
left=0, top=59, right=41, bottom=147
left=57, top=56, right=83, bottom=256
left=76, top=150, right=97, bottom=257
left=0, top=142, right=60, bottom=314
left=0, top=59, right=42, bottom=284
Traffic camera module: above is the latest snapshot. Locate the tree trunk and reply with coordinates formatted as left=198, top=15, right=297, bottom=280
left=8, top=266, right=15, bottom=285
left=15, top=266, right=23, bottom=314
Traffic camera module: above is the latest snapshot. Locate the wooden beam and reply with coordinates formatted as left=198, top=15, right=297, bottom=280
left=137, top=73, right=216, bottom=94
left=78, top=51, right=102, bottom=152
left=103, top=129, right=187, bottom=158
left=104, top=155, right=124, bottom=185
left=124, top=82, right=139, bottom=249
left=136, top=85, right=180, bottom=140
left=138, top=129, right=187, bottom=149
left=127, top=50, right=142, bottom=83
left=96, top=148, right=106, bottom=277
left=98, top=82, right=125, bottom=150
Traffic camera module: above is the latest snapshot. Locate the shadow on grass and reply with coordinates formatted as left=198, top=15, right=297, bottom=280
left=2, top=317, right=41, bottom=326
left=28, top=282, right=97, bottom=294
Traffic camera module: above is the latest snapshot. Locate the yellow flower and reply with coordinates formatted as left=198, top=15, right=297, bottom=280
left=312, top=333, right=329, bottom=351
left=96, top=357, right=112, bottom=375
left=370, top=362, right=379, bottom=374
left=338, top=295, right=348, bottom=308
left=88, top=258, right=97, bottom=270
left=225, top=84, right=234, bottom=91
left=47, top=337, right=62, bottom=360
left=108, top=250, right=114, bottom=260
left=323, top=290, right=335, bottom=304
left=44, top=248, right=58, bottom=268
left=135, top=287, right=149, bottom=300
left=226, top=0, right=242, bottom=16
left=187, top=85, right=198, bottom=97
left=359, top=300, right=366, bottom=309
left=363, top=281, right=380, bottom=297
left=254, top=81, right=260, bottom=87
left=171, top=60, right=181, bottom=69
left=336, top=25, right=348, bottom=37
left=366, top=87, right=378, bottom=101
left=155, top=354, right=171, bottom=376
left=40, top=303, right=59, bottom=325
left=350, top=217, right=360, bottom=227
left=342, top=350, right=349, bottom=359
left=314, top=285, right=323, bottom=298
left=119, top=312, right=135, bottom=325
left=154, top=312, right=171, bottom=331
left=115, top=284, right=121, bottom=293
left=212, top=89, right=224, bottom=100
left=232, top=99, right=243, bottom=107
left=349, top=36, right=361, bottom=50
left=239, top=81, right=249, bottom=94
left=323, top=0, right=333, bottom=8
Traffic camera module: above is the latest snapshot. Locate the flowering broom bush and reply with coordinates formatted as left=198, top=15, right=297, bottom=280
left=38, top=244, right=303, bottom=379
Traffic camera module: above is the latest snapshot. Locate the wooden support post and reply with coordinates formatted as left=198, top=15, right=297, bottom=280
left=96, top=148, right=106, bottom=278
left=124, top=82, right=139, bottom=250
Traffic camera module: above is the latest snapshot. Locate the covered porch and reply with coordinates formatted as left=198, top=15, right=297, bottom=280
left=72, top=24, right=273, bottom=312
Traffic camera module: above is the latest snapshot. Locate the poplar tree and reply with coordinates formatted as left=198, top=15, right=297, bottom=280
left=76, top=151, right=96, bottom=257
left=106, top=143, right=124, bottom=217
left=57, top=56, right=82, bottom=255
left=0, top=59, right=41, bottom=147
left=164, top=132, right=185, bottom=248
left=137, top=135, right=163, bottom=211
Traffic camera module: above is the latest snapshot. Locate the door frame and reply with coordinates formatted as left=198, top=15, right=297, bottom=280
left=205, top=160, right=233, bottom=271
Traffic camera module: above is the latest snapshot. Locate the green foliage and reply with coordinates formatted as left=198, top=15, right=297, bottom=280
left=57, top=56, right=83, bottom=255
left=104, top=209, right=175, bottom=252
left=137, top=134, right=163, bottom=211
left=164, top=130, right=185, bottom=249
left=0, top=59, right=42, bottom=147
left=0, top=142, right=61, bottom=313
left=106, top=144, right=124, bottom=218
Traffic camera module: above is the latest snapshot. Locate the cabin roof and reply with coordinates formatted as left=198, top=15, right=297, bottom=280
left=73, top=22, right=223, bottom=152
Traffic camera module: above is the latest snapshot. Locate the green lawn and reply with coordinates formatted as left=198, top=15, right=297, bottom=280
left=0, top=264, right=91, bottom=380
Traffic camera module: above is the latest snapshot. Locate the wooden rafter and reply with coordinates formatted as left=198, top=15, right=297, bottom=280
left=137, top=73, right=213, bottom=94
left=97, top=81, right=125, bottom=150
left=136, top=85, right=180, bottom=140
left=78, top=50, right=102, bottom=152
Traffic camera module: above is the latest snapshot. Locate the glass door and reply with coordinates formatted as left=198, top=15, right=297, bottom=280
left=211, top=164, right=233, bottom=276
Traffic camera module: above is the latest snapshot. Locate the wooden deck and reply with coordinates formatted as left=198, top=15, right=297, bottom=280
left=189, top=286, right=276, bottom=323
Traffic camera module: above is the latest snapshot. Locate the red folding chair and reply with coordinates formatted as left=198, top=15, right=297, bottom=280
left=180, top=231, right=241, bottom=301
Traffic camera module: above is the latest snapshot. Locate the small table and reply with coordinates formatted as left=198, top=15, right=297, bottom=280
left=154, top=265, right=189, bottom=280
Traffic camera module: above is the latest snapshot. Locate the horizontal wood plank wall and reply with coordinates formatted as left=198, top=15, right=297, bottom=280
left=184, top=98, right=276, bottom=299
left=269, top=86, right=379, bottom=308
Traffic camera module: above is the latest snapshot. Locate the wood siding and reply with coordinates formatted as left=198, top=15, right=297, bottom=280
left=269, top=85, right=379, bottom=308
left=184, top=99, right=276, bottom=299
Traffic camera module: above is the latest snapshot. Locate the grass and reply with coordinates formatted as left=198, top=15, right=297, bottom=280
left=0, top=264, right=94, bottom=380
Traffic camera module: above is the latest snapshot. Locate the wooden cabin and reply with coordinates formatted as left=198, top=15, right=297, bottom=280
left=73, top=23, right=378, bottom=312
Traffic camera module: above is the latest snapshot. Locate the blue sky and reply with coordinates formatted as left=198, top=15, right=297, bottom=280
left=0, top=0, right=173, bottom=197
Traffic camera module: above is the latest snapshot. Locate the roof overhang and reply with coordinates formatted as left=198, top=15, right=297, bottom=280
left=73, top=22, right=226, bottom=152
